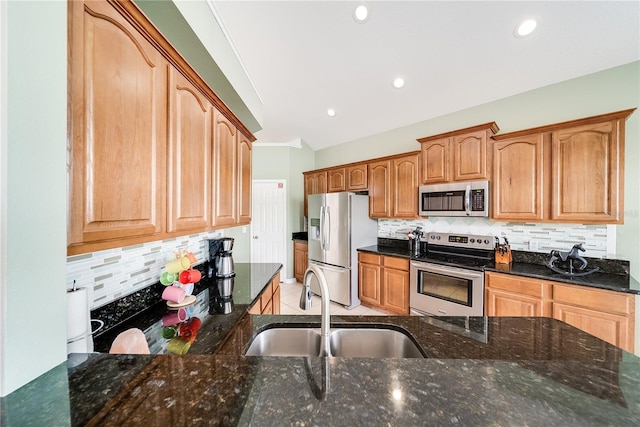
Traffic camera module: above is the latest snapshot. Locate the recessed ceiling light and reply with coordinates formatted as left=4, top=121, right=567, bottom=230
left=393, top=78, right=405, bottom=89
left=514, top=18, right=537, bottom=38
left=327, top=109, right=336, bottom=117
left=353, top=5, right=369, bottom=23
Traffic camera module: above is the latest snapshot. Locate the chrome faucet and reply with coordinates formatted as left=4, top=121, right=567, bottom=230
left=299, top=265, right=332, bottom=357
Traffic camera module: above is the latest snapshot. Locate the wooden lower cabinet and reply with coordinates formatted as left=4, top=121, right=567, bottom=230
left=358, top=253, right=409, bottom=315
left=249, top=272, right=281, bottom=315
left=485, top=272, right=552, bottom=317
left=293, top=241, right=309, bottom=283
left=485, top=272, right=635, bottom=352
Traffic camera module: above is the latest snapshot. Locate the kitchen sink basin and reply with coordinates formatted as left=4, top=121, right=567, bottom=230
left=244, top=325, right=424, bottom=358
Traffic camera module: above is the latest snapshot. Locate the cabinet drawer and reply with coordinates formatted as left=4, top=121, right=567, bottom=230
left=383, top=256, right=409, bottom=271
left=359, top=252, right=381, bottom=265
left=486, top=273, right=551, bottom=299
left=553, top=284, right=634, bottom=315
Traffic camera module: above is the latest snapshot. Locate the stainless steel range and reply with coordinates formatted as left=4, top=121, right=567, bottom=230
left=410, top=232, right=494, bottom=317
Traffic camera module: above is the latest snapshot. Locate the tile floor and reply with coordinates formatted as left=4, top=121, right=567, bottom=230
left=278, top=281, right=388, bottom=316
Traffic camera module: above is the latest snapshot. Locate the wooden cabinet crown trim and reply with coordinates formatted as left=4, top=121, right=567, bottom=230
left=303, top=151, right=421, bottom=176
left=112, top=0, right=255, bottom=142
left=492, top=108, right=636, bottom=141
left=416, top=122, right=499, bottom=143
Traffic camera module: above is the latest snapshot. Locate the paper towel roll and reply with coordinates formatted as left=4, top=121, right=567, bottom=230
left=67, top=287, right=89, bottom=341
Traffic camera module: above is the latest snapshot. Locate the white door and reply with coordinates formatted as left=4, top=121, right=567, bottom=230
left=251, top=180, right=287, bottom=274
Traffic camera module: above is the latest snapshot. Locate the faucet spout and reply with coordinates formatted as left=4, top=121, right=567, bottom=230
left=300, top=265, right=332, bottom=357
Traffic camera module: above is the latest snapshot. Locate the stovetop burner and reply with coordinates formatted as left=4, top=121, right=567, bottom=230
left=412, top=232, right=495, bottom=271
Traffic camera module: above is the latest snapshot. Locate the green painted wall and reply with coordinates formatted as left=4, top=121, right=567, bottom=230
left=316, top=61, right=640, bottom=279
left=249, top=143, right=314, bottom=279
left=2, top=0, right=68, bottom=396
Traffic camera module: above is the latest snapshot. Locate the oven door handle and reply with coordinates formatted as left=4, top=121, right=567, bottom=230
left=411, top=261, right=484, bottom=281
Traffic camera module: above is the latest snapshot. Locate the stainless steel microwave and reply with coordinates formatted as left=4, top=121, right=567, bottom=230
left=418, top=180, right=489, bottom=217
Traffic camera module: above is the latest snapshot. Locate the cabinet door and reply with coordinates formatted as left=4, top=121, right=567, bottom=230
left=492, top=134, right=545, bottom=221
left=346, top=164, right=368, bottom=190
left=167, top=68, right=211, bottom=233
left=392, top=154, right=419, bottom=218
left=212, top=110, right=238, bottom=226
left=328, top=168, right=346, bottom=193
left=368, top=160, right=391, bottom=218
left=551, top=121, right=622, bottom=223
left=68, top=0, right=167, bottom=247
left=382, top=257, right=410, bottom=315
left=237, top=134, right=252, bottom=224
left=485, top=272, right=552, bottom=317
left=451, top=130, right=488, bottom=181
left=553, top=303, right=632, bottom=352
left=486, top=288, right=547, bottom=317
left=358, top=254, right=382, bottom=306
left=293, top=241, right=308, bottom=283
left=420, top=138, right=449, bottom=184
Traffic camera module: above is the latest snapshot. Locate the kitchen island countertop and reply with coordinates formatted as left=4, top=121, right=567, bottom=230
left=3, top=263, right=640, bottom=425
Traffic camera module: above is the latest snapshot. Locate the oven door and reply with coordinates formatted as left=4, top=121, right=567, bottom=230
left=410, top=261, right=484, bottom=316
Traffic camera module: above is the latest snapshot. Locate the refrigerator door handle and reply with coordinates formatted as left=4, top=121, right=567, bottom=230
left=324, top=205, right=330, bottom=251
left=319, top=206, right=326, bottom=251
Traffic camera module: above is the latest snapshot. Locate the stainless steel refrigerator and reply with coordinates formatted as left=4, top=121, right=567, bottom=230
left=307, top=192, right=377, bottom=309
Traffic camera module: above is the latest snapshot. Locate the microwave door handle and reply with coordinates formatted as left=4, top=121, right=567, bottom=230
left=464, top=185, right=471, bottom=216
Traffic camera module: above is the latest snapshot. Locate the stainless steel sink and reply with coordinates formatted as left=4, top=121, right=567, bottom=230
left=244, top=325, right=424, bottom=358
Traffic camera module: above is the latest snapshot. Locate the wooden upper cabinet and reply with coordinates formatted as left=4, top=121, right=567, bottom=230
left=492, top=133, right=547, bottom=221
left=303, top=170, right=328, bottom=217
left=328, top=168, right=346, bottom=192
left=392, top=153, right=420, bottom=218
left=491, top=109, right=634, bottom=224
left=237, top=134, right=252, bottom=225
left=68, top=0, right=167, bottom=249
left=369, top=153, right=419, bottom=218
left=551, top=121, right=621, bottom=223
left=420, top=138, right=449, bottom=184
left=452, top=130, right=490, bottom=181
left=212, top=109, right=238, bottom=227
left=418, top=122, right=498, bottom=184
left=346, top=164, right=368, bottom=190
left=368, top=160, right=392, bottom=218
left=167, top=67, right=211, bottom=233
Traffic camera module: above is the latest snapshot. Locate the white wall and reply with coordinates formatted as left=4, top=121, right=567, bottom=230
left=1, top=0, right=68, bottom=396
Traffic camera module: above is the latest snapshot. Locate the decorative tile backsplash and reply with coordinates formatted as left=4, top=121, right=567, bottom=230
left=66, top=231, right=223, bottom=309
left=67, top=219, right=616, bottom=311
left=378, top=218, right=615, bottom=259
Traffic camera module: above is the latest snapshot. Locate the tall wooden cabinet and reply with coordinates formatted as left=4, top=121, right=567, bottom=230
left=167, top=68, right=212, bottom=233
left=418, top=122, right=499, bottom=184
left=68, top=0, right=168, bottom=249
left=68, top=0, right=255, bottom=255
left=212, top=110, right=238, bottom=227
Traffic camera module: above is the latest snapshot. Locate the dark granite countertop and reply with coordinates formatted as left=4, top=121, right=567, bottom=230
left=92, top=262, right=282, bottom=354
left=358, top=239, right=640, bottom=295
left=4, top=315, right=640, bottom=426
left=292, top=231, right=308, bottom=241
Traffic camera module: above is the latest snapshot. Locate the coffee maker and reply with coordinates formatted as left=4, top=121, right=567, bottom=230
left=208, top=237, right=235, bottom=278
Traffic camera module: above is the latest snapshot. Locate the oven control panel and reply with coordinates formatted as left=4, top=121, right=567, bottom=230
left=426, top=232, right=494, bottom=250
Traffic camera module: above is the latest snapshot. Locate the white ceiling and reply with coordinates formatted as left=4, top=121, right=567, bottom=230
left=212, top=1, right=640, bottom=151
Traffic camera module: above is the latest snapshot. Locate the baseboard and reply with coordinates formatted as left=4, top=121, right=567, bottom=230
left=283, top=277, right=297, bottom=284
